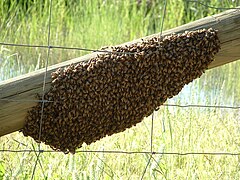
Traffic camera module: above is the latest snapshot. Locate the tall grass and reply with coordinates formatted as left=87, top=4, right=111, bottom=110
left=0, top=0, right=240, bottom=179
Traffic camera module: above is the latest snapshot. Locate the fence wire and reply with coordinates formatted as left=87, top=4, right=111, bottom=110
left=0, top=0, right=240, bottom=179
left=1, top=149, right=240, bottom=156
left=30, top=0, right=53, bottom=179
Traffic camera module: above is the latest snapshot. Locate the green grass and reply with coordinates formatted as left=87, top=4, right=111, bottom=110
left=0, top=0, right=240, bottom=179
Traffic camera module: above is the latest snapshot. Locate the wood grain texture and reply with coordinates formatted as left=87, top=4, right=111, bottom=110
left=0, top=8, right=240, bottom=136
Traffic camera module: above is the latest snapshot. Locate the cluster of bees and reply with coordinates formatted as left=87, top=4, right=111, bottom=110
left=22, top=28, right=220, bottom=154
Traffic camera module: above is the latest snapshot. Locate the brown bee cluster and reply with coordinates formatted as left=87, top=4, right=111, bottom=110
left=22, top=28, right=220, bottom=154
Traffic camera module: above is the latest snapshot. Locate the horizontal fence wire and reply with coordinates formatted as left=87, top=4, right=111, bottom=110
left=0, top=97, right=239, bottom=109
left=0, top=42, right=136, bottom=55
left=0, top=149, right=240, bottom=156
left=0, top=2, right=240, bottom=180
left=187, top=0, right=240, bottom=10
left=162, top=104, right=240, bottom=109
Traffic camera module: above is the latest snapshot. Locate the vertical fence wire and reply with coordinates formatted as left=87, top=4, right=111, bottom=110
left=141, top=1, right=168, bottom=178
left=30, top=0, right=53, bottom=179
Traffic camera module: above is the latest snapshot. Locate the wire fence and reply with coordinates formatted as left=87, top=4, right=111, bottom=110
left=0, top=0, right=240, bottom=179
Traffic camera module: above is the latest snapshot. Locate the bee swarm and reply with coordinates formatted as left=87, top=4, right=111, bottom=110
left=22, top=28, right=220, bottom=154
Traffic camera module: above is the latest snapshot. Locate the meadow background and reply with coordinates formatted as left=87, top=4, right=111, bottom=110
left=0, top=0, right=240, bottom=179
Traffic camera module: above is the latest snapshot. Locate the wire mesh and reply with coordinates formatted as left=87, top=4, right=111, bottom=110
left=0, top=0, right=240, bottom=179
